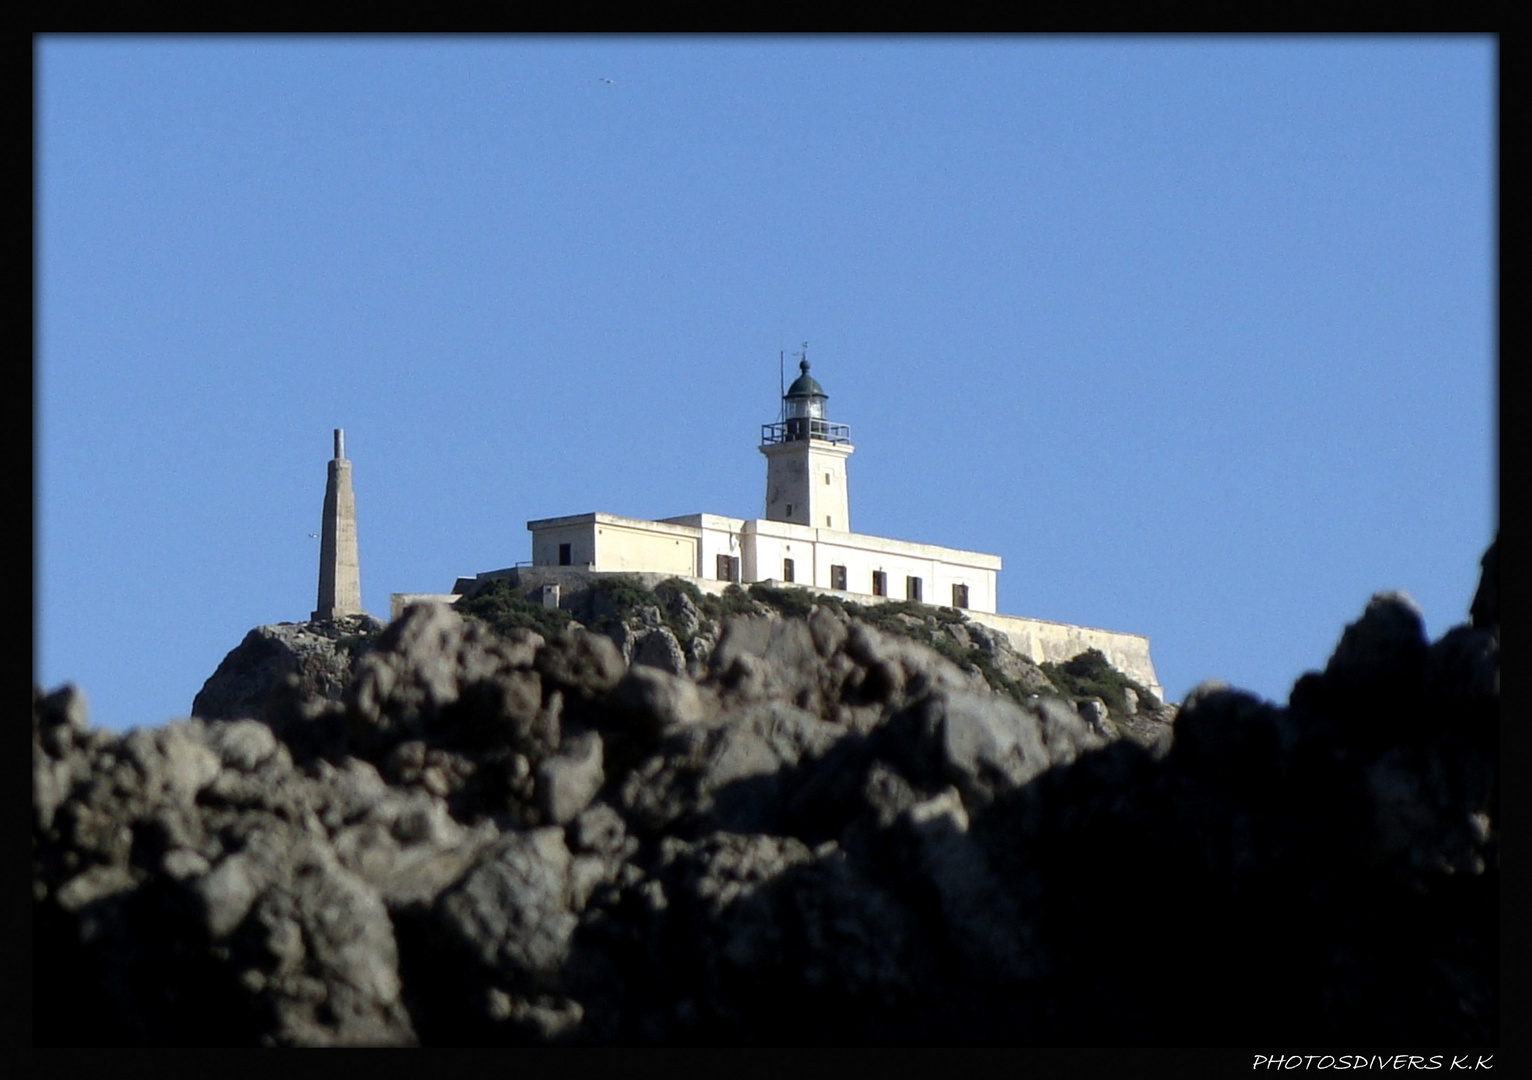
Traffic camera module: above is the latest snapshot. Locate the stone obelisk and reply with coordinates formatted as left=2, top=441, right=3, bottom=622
left=313, top=428, right=364, bottom=621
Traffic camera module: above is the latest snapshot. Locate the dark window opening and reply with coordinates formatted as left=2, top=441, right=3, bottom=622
left=783, top=558, right=795, bottom=583
left=717, top=554, right=740, bottom=583
left=558, top=543, right=572, bottom=566
left=785, top=503, right=793, bottom=517
left=952, top=583, right=969, bottom=609
left=872, top=570, right=887, bottom=597
left=906, top=576, right=922, bottom=602
left=830, top=564, right=848, bottom=591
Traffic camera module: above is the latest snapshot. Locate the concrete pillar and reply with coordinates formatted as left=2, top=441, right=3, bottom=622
left=313, top=428, right=365, bottom=620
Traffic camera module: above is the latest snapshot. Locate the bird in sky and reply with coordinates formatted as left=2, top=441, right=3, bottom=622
left=308, top=533, right=319, bottom=539
left=598, top=77, right=615, bottom=85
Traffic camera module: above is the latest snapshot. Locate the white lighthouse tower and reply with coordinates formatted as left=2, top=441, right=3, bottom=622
left=759, top=358, right=855, bottom=532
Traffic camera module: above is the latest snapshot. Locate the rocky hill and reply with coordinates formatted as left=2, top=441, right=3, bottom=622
left=32, top=540, right=1497, bottom=1044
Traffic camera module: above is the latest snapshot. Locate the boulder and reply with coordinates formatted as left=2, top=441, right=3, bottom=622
left=193, top=615, right=383, bottom=721
left=347, top=603, right=553, bottom=757
left=610, top=664, right=707, bottom=735
left=633, top=626, right=687, bottom=675
left=536, top=731, right=606, bottom=825
left=435, top=827, right=579, bottom=983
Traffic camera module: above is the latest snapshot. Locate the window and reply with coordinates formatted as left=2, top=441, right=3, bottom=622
left=906, top=576, right=922, bottom=602
left=824, top=473, right=831, bottom=484
left=826, top=516, right=832, bottom=528
left=830, top=564, right=847, bottom=591
left=717, top=554, right=740, bottom=582
left=785, top=503, right=793, bottom=517
left=783, top=558, right=795, bottom=583
left=952, top=583, right=969, bottom=609
left=872, top=570, right=887, bottom=597
left=558, top=543, right=572, bottom=566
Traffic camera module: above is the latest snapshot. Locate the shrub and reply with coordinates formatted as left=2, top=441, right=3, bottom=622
left=842, top=598, right=956, bottom=644
left=1041, top=648, right=1160, bottom=716
left=455, top=578, right=573, bottom=641
left=747, top=582, right=817, bottom=619
left=651, top=577, right=717, bottom=645
left=654, top=576, right=706, bottom=608
left=592, top=575, right=661, bottom=625
left=698, top=583, right=761, bottom=621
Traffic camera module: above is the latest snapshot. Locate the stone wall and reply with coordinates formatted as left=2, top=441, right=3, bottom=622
left=388, top=594, right=461, bottom=621
left=964, top=611, right=1163, bottom=702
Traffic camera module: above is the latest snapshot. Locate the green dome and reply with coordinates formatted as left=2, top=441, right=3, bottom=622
left=785, top=359, right=826, bottom=400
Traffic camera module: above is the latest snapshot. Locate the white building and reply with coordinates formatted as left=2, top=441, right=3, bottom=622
left=525, top=360, right=1001, bottom=612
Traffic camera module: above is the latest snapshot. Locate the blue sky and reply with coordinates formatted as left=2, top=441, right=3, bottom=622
left=37, top=37, right=1495, bottom=732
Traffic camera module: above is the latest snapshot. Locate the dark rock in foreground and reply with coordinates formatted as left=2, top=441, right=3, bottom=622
left=33, top=542, right=1498, bottom=1044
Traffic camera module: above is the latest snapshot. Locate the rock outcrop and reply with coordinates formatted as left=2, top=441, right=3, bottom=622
left=191, top=614, right=385, bottom=723
left=33, top=541, right=1498, bottom=1044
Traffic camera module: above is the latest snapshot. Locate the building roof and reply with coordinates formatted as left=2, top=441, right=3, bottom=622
left=784, top=359, right=826, bottom=400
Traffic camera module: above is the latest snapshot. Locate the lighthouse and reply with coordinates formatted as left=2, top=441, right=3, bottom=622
left=759, top=359, right=855, bottom=532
